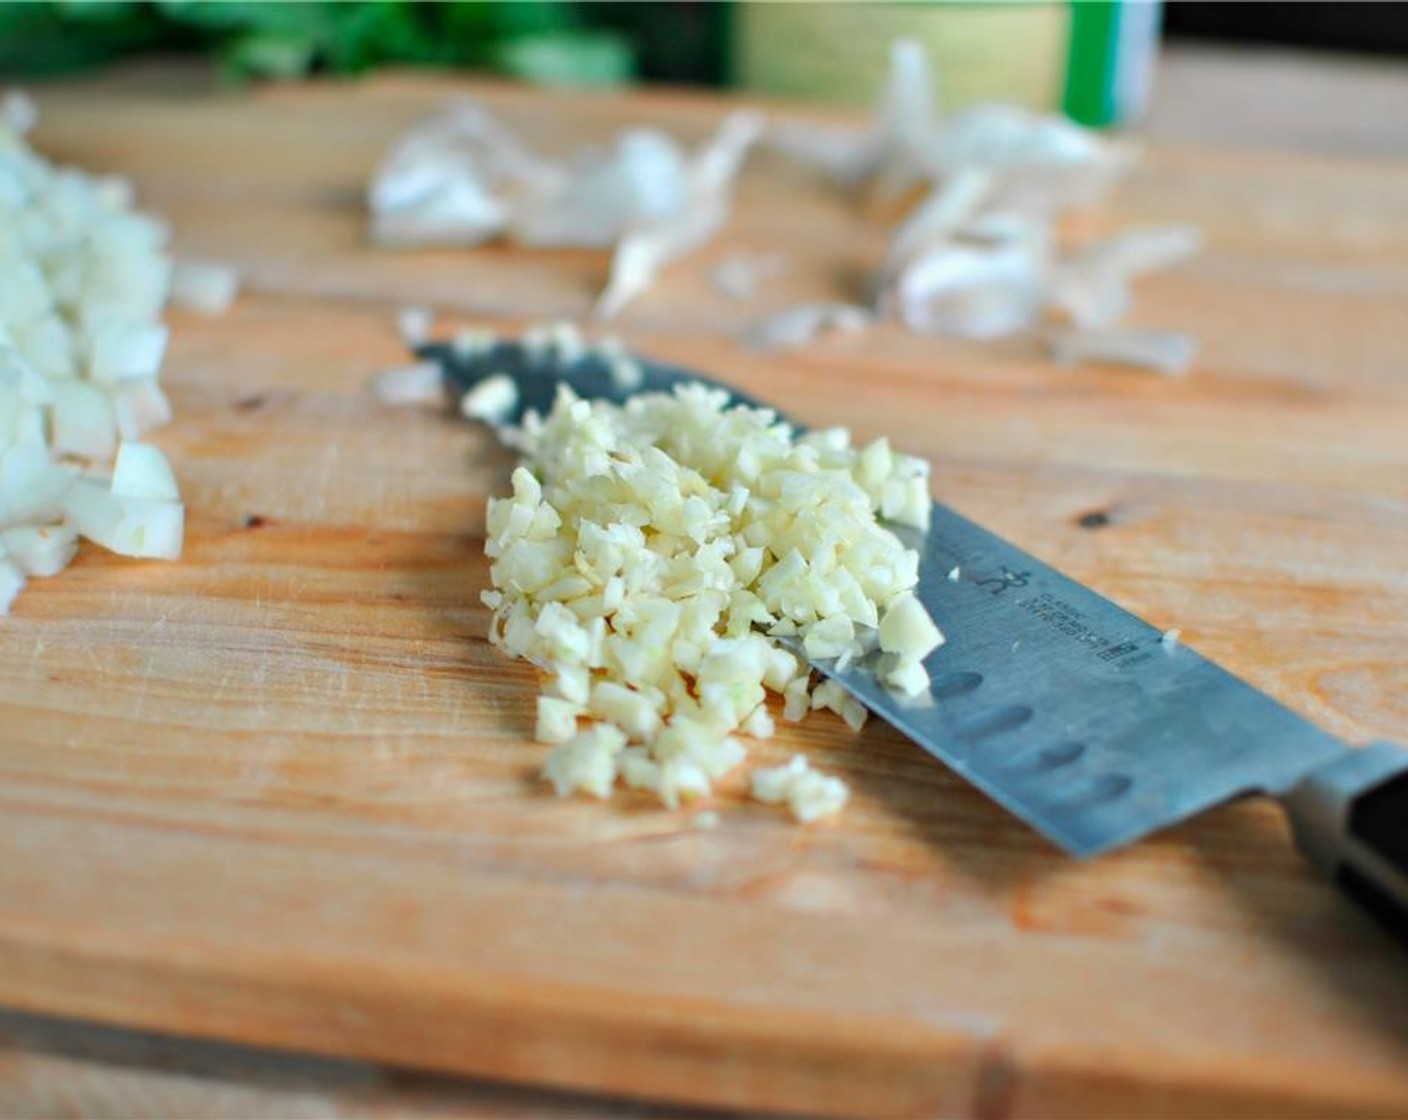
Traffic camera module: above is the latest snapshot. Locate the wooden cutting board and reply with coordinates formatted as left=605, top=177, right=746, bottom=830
left=4, top=66, right=1408, bottom=1118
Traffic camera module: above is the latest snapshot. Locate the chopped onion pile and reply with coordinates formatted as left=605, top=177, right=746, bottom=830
left=1, top=92, right=229, bottom=613
left=369, top=102, right=761, bottom=320
left=483, top=380, right=942, bottom=819
left=769, top=40, right=1200, bottom=374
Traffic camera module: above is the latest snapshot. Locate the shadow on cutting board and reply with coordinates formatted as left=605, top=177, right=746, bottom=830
left=1180, top=803, right=1408, bottom=1055
left=829, top=718, right=1069, bottom=896
left=0, top=1007, right=727, bottom=1119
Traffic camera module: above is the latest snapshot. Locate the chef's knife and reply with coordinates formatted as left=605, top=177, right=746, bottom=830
left=416, top=336, right=1408, bottom=934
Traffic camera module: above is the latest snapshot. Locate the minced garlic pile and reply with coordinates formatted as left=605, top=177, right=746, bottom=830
left=482, top=381, right=943, bottom=821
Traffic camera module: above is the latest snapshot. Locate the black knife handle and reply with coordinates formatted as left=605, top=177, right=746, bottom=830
left=1280, top=742, right=1408, bottom=942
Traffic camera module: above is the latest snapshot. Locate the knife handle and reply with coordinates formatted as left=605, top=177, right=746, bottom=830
left=1281, top=742, right=1408, bottom=941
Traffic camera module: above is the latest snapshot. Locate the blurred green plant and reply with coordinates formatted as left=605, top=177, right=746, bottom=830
left=0, top=0, right=636, bottom=85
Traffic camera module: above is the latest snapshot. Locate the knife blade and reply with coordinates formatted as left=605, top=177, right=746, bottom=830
left=820, top=507, right=1344, bottom=857
left=418, top=337, right=1408, bottom=931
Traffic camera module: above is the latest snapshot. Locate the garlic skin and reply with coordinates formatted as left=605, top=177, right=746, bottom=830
left=768, top=39, right=1198, bottom=372
left=368, top=101, right=761, bottom=320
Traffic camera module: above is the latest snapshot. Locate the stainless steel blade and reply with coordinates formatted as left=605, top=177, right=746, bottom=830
left=423, top=339, right=1352, bottom=857
left=815, top=508, right=1347, bottom=856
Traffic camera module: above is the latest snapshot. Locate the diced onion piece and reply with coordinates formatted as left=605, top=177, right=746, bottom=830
left=86, top=320, right=169, bottom=383
left=0, top=523, right=78, bottom=577
left=170, top=259, right=240, bottom=314
left=0, top=440, right=74, bottom=525
left=106, top=496, right=185, bottom=561
left=49, top=381, right=118, bottom=459
left=111, top=442, right=179, bottom=502
left=0, top=404, right=45, bottom=452
left=64, top=478, right=184, bottom=560
left=0, top=557, right=25, bottom=615
left=15, top=315, right=75, bottom=379
left=3, top=261, right=54, bottom=326
left=61, top=478, right=123, bottom=546
left=0, top=345, right=54, bottom=408
left=112, top=378, right=173, bottom=440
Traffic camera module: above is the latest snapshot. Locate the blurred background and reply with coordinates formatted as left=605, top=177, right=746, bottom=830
left=2, top=1, right=1405, bottom=131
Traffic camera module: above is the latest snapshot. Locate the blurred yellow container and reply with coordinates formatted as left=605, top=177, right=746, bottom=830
left=734, top=2, right=1069, bottom=111
left=731, top=1, right=1160, bottom=126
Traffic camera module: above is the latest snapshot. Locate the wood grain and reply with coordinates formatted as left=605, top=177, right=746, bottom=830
left=3, top=66, right=1408, bottom=1117
left=0, top=1009, right=714, bottom=1120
